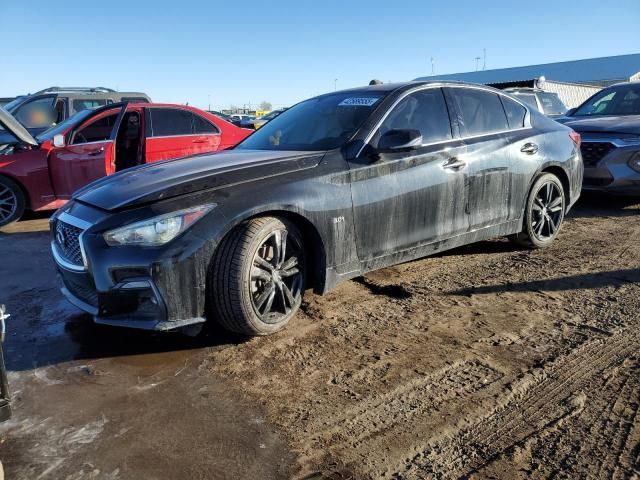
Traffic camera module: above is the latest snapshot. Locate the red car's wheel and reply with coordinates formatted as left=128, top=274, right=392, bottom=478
left=0, top=176, right=25, bottom=227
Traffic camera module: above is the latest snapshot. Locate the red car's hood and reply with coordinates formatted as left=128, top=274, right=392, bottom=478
left=0, top=108, right=38, bottom=146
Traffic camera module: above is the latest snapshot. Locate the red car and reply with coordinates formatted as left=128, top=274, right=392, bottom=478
left=0, top=103, right=252, bottom=226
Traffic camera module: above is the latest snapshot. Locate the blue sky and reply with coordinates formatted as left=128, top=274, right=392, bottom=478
left=3, top=0, right=639, bottom=110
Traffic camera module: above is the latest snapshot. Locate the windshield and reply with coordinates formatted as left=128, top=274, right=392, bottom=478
left=236, top=92, right=386, bottom=151
left=537, top=92, right=567, bottom=115
left=35, top=109, right=94, bottom=142
left=573, top=84, right=640, bottom=116
left=2, top=96, right=26, bottom=113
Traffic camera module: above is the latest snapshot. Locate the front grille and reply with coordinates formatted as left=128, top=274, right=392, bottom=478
left=60, top=270, right=98, bottom=307
left=55, top=220, right=84, bottom=266
left=580, top=141, right=617, bottom=167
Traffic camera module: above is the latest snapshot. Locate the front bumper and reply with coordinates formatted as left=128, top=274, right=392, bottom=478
left=581, top=139, right=640, bottom=195
left=51, top=202, right=215, bottom=331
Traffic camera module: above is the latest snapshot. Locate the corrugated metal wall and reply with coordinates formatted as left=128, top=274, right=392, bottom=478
left=545, top=81, right=601, bottom=108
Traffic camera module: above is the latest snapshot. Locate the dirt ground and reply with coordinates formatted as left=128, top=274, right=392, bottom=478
left=0, top=194, right=639, bottom=479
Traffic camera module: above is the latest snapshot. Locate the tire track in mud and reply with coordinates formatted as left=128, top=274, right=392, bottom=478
left=402, top=325, right=640, bottom=479
left=308, top=360, right=501, bottom=445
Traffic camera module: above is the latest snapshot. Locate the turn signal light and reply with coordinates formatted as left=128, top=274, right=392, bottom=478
left=569, top=130, right=581, bottom=147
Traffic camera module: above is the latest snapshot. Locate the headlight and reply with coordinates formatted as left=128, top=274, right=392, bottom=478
left=628, top=152, right=640, bottom=174
left=104, top=204, right=215, bottom=246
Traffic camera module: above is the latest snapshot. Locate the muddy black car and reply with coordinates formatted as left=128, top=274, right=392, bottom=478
left=50, top=82, right=583, bottom=336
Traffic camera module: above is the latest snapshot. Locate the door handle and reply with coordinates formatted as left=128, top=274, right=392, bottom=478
left=442, top=158, right=467, bottom=170
left=520, top=143, right=538, bottom=155
left=88, top=147, right=105, bottom=156
left=192, top=139, right=208, bottom=144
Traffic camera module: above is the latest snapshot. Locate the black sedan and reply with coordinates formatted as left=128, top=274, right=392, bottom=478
left=50, top=81, right=583, bottom=336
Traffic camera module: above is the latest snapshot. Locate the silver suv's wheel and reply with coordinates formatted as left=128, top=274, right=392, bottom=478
left=0, top=177, right=26, bottom=228
left=513, top=173, right=566, bottom=248
left=210, top=216, right=305, bottom=335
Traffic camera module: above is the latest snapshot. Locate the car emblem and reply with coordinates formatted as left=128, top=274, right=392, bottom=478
left=56, top=228, right=67, bottom=248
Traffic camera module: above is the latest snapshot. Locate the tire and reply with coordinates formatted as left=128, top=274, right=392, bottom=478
left=512, top=173, right=566, bottom=249
left=209, top=216, right=306, bottom=336
left=0, top=176, right=26, bottom=228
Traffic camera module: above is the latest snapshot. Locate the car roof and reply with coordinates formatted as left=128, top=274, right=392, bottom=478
left=326, top=80, right=507, bottom=98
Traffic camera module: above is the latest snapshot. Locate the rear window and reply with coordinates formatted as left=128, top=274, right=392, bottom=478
left=536, top=92, right=567, bottom=115
left=450, top=88, right=509, bottom=136
left=149, top=108, right=193, bottom=137
left=500, top=96, right=527, bottom=129
left=193, top=114, right=219, bottom=134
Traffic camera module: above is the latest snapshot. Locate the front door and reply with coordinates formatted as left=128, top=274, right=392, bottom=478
left=446, top=87, right=515, bottom=230
left=348, top=87, right=469, bottom=264
left=49, top=105, right=126, bottom=198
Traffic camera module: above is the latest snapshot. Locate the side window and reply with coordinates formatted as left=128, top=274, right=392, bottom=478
left=72, top=112, right=119, bottom=144
left=14, top=97, right=57, bottom=128
left=193, top=114, right=219, bottom=134
left=451, top=88, right=509, bottom=136
left=501, top=96, right=527, bottom=129
left=121, top=97, right=149, bottom=103
left=73, top=99, right=107, bottom=112
left=378, top=88, right=452, bottom=144
left=149, top=108, right=193, bottom=137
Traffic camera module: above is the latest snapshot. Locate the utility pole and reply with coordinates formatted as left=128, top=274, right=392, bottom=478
left=208, top=94, right=211, bottom=111
left=431, top=57, right=435, bottom=75
left=475, top=56, right=481, bottom=71
left=334, top=78, right=338, bottom=91
left=483, top=48, right=486, bottom=70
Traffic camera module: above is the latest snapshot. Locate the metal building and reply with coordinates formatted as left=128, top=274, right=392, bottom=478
left=415, top=53, right=640, bottom=108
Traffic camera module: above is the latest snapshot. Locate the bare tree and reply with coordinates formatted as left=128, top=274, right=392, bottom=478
left=259, top=101, right=272, bottom=111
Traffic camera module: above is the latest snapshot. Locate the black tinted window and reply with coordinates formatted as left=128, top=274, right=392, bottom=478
left=451, top=88, right=509, bottom=136
left=149, top=108, right=193, bottom=137
left=501, top=96, right=527, bottom=129
left=193, top=114, right=219, bottom=134
left=379, top=88, right=452, bottom=144
left=72, top=112, right=119, bottom=144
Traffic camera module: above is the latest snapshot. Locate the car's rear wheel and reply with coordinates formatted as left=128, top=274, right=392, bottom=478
left=209, top=216, right=305, bottom=335
left=513, top=173, right=565, bottom=249
left=0, top=176, right=26, bottom=228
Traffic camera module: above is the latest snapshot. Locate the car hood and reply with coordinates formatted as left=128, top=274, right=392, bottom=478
left=73, top=149, right=325, bottom=211
left=0, top=108, right=38, bottom=146
left=557, top=115, right=640, bottom=135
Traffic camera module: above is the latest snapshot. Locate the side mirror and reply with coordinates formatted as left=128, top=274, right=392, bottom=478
left=378, top=129, right=423, bottom=152
left=565, top=108, right=576, bottom=117
left=53, top=134, right=65, bottom=148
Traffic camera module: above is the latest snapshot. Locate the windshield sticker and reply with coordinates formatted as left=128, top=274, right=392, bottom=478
left=338, top=97, right=380, bottom=107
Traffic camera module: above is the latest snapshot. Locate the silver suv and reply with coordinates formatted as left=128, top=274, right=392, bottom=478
left=504, top=87, right=568, bottom=118
left=0, top=87, right=150, bottom=143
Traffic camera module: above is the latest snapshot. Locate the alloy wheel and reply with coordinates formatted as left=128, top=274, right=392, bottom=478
left=531, top=182, right=564, bottom=241
left=249, top=228, right=304, bottom=323
left=0, top=185, right=17, bottom=224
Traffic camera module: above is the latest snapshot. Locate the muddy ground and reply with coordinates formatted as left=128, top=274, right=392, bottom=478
left=0, top=194, right=639, bottom=479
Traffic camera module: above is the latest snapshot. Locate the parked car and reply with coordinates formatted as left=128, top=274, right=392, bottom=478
left=249, top=108, right=287, bottom=129
left=0, top=103, right=252, bottom=226
left=503, top=88, right=568, bottom=118
left=557, top=82, right=640, bottom=195
left=50, top=82, right=582, bottom=336
left=228, top=114, right=254, bottom=128
left=208, top=110, right=235, bottom=123
left=0, top=87, right=151, bottom=145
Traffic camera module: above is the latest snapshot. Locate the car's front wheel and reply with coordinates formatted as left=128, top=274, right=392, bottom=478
left=513, top=173, right=566, bottom=248
left=0, top=176, right=26, bottom=228
left=209, top=216, right=305, bottom=335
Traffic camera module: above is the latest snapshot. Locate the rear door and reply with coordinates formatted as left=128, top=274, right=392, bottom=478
left=446, top=87, right=514, bottom=230
left=48, top=105, right=126, bottom=198
left=144, top=107, right=220, bottom=163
